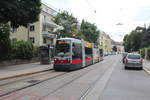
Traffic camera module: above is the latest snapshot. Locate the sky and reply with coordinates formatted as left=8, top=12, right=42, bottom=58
left=42, top=0, right=150, bottom=42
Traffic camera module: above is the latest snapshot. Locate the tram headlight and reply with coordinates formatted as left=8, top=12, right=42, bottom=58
left=54, top=58, right=59, bottom=63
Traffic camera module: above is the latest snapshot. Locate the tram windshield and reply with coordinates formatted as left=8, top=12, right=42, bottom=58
left=55, top=40, right=71, bottom=57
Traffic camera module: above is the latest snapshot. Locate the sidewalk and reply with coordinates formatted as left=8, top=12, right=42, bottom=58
left=0, top=62, right=53, bottom=80
left=143, top=60, right=150, bottom=74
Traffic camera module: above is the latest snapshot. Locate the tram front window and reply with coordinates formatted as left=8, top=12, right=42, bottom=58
left=55, top=40, right=71, bottom=57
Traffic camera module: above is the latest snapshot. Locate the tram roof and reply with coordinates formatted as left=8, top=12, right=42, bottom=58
left=57, top=37, right=82, bottom=43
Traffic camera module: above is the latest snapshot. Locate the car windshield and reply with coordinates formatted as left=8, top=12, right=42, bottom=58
left=128, top=55, right=141, bottom=59
left=55, top=40, right=71, bottom=57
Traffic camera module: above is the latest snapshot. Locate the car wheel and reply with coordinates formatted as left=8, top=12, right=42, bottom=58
left=124, top=66, right=128, bottom=69
left=139, top=67, right=143, bottom=70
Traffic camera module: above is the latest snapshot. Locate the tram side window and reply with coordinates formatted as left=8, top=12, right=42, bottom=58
left=72, top=43, right=82, bottom=59
left=85, top=47, right=92, bottom=58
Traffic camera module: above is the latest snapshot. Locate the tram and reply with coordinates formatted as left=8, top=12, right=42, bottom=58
left=53, top=38, right=103, bottom=71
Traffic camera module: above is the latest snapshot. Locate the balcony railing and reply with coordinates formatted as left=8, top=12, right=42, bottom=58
left=42, top=31, right=56, bottom=38
left=43, top=20, right=59, bottom=28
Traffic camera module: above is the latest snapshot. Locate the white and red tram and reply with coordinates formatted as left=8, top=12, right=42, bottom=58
left=53, top=38, right=103, bottom=71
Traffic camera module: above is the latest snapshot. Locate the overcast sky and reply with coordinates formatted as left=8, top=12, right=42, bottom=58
left=42, top=0, right=150, bottom=42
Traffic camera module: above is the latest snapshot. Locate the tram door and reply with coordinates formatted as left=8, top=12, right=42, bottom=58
left=72, top=42, right=83, bottom=68
left=84, top=42, right=93, bottom=66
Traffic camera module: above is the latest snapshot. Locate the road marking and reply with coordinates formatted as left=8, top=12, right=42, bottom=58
left=143, top=67, right=150, bottom=75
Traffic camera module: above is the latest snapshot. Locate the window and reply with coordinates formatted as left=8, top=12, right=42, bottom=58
left=72, top=43, right=82, bottom=59
left=30, top=25, right=35, bottom=32
left=44, top=15, right=46, bottom=20
left=11, top=38, right=17, bottom=42
left=29, top=37, right=35, bottom=43
left=55, top=40, right=71, bottom=57
left=42, top=25, right=46, bottom=31
left=11, top=27, right=17, bottom=33
left=128, top=55, right=141, bottom=59
left=43, top=38, right=47, bottom=44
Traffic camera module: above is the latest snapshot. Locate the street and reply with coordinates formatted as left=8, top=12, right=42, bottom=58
left=0, top=55, right=150, bottom=100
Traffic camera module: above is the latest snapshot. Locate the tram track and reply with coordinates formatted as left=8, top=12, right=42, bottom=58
left=37, top=59, right=111, bottom=100
left=79, top=57, right=118, bottom=100
left=0, top=70, right=54, bottom=87
left=38, top=67, right=93, bottom=100
left=0, top=56, right=115, bottom=100
left=38, top=56, right=117, bottom=100
left=0, top=70, right=67, bottom=97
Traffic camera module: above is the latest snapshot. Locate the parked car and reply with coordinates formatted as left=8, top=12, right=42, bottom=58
left=124, top=53, right=143, bottom=70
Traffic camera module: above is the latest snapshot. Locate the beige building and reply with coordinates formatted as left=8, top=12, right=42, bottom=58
left=98, top=31, right=113, bottom=54
left=10, top=3, right=61, bottom=47
left=115, top=42, right=124, bottom=53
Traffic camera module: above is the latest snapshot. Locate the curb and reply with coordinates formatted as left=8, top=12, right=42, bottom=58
left=0, top=68, right=53, bottom=81
left=143, top=67, right=150, bottom=75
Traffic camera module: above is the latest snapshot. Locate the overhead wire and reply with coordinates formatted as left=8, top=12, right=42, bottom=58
left=85, top=0, right=97, bottom=13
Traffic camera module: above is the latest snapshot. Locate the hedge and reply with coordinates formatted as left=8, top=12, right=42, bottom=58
left=140, top=47, right=150, bottom=60
left=10, top=41, right=39, bottom=60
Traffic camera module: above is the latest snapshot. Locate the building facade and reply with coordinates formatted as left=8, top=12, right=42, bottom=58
left=98, top=31, right=113, bottom=54
left=10, top=3, right=60, bottom=47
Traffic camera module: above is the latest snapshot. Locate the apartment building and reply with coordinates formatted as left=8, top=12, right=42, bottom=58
left=98, top=31, right=113, bottom=54
left=10, top=3, right=61, bottom=47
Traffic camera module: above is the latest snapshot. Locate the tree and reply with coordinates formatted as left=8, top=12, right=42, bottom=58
left=123, top=26, right=143, bottom=52
left=0, top=0, right=41, bottom=27
left=53, top=11, right=78, bottom=38
left=0, top=23, right=11, bottom=61
left=80, top=20, right=99, bottom=43
left=123, top=34, right=132, bottom=52
left=141, top=26, right=150, bottom=48
left=130, top=30, right=142, bottom=51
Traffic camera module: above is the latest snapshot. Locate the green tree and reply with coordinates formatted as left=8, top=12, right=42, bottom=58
left=0, top=23, right=11, bottom=61
left=80, top=20, right=99, bottom=43
left=123, top=26, right=143, bottom=52
left=123, top=34, right=132, bottom=52
left=130, top=30, right=142, bottom=51
left=53, top=11, right=78, bottom=38
left=141, top=26, right=150, bottom=48
left=0, top=0, right=41, bottom=27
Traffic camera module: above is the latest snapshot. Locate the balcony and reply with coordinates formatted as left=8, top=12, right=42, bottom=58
left=43, top=20, right=59, bottom=28
left=42, top=31, right=56, bottom=38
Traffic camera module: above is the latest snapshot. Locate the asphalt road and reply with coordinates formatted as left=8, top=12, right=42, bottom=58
left=100, top=56, right=150, bottom=100
left=0, top=55, right=150, bottom=100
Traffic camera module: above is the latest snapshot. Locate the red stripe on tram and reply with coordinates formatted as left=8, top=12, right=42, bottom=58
left=85, top=57, right=92, bottom=61
left=71, top=59, right=82, bottom=64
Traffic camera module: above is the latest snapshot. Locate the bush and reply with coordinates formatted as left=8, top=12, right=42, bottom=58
left=0, top=23, right=11, bottom=61
left=10, top=41, right=35, bottom=60
left=140, top=48, right=145, bottom=58
left=33, top=46, right=40, bottom=57
left=147, top=47, right=150, bottom=60
left=139, top=47, right=150, bottom=60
